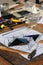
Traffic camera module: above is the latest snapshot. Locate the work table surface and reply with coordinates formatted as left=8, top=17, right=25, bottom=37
left=0, top=44, right=43, bottom=65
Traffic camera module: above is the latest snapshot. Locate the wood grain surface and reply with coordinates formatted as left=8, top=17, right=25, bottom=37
left=0, top=23, right=27, bottom=34
left=0, top=22, right=36, bottom=34
left=0, top=43, right=43, bottom=65
left=38, top=40, right=43, bottom=44
left=0, top=49, right=43, bottom=65
left=0, top=56, right=12, bottom=65
left=32, top=24, right=43, bottom=33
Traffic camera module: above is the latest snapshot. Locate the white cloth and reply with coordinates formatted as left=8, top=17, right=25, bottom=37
left=32, top=5, right=40, bottom=14
left=0, top=27, right=41, bottom=46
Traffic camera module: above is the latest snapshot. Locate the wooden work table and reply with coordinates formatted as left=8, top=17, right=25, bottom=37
left=0, top=22, right=36, bottom=34
left=0, top=23, right=27, bottom=34
left=0, top=44, right=43, bottom=65
left=0, top=22, right=43, bottom=35
left=0, top=2, right=43, bottom=65
left=32, top=24, right=43, bottom=33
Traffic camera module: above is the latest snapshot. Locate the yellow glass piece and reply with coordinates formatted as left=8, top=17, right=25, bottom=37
left=1, top=24, right=6, bottom=29
left=11, top=18, right=21, bottom=22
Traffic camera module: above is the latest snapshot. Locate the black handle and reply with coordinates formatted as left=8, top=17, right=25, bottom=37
left=28, top=50, right=36, bottom=60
